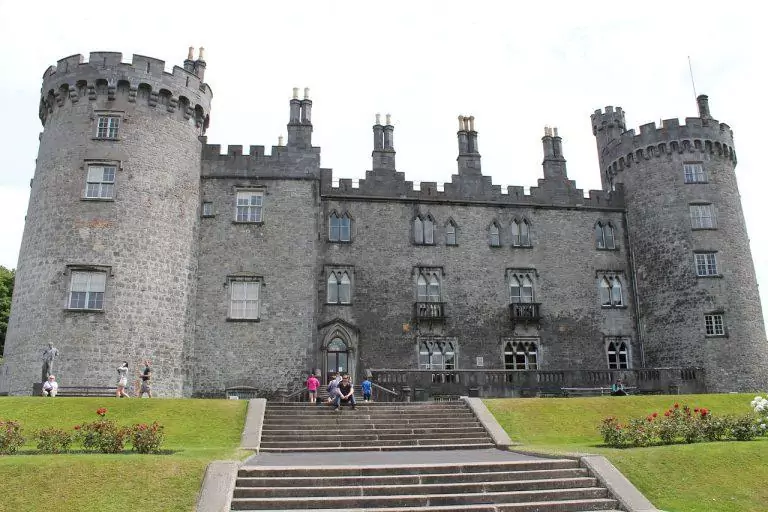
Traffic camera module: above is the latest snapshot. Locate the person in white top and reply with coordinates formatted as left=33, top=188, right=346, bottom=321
left=42, top=375, right=58, bottom=397
left=116, top=362, right=131, bottom=398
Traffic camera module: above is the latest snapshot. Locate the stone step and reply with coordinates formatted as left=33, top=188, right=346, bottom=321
left=261, top=433, right=491, bottom=443
left=264, top=405, right=475, bottom=418
left=260, top=426, right=488, bottom=435
left=262, top=418, right=480, bottom=427
left=267, top=404, right=470, bottom=411
left=259, top=437, right=493, bottom=448
left=231, top=500, right=619, bottom=512
left=233, top=477, right=599, bottom=498
left=235, top=468, right=590, bottom=487
left=258, top=442, right=496, bottom=452
left=260, top=428, right=489, bottom=440
left=229, top=487, right=610, bottom=510
left=238, top=460, right=581, bottom=478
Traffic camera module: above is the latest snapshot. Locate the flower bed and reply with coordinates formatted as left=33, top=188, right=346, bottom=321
left=599, top=401, right=764, bottom=448
left=2, top=408, right=165, bottom=455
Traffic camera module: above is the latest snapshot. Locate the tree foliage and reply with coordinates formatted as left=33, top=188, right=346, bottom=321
left=0, top=266, right=15, bottom=356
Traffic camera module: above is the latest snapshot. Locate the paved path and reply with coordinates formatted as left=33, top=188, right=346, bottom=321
left=246, top=447, right=545, bottom=466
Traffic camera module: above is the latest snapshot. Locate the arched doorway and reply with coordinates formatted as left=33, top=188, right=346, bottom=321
left=325, top=337, right=349, bottom=384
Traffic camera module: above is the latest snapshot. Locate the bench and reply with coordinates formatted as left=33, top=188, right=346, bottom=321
left=55, top=386, right=118, bottom=397
left=561, top=386, right=637, bottom=397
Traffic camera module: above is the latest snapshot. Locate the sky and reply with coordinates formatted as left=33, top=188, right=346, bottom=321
left=0, top=1, right=765, bottom=326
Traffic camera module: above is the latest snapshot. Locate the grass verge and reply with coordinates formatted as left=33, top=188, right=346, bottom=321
left=485, top=393, right=768, bottom=512
left=0, top=397, right=247, bottom=512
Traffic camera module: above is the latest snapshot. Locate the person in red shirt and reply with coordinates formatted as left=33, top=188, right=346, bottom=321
left=306, top=373, right=320, bottom=404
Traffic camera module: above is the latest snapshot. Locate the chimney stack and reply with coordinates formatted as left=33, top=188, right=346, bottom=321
left=542, top=126, right=568, bottom=179
left=372, top=113, right=396, bottom=170
left=457, top=115, right=481, bottom=175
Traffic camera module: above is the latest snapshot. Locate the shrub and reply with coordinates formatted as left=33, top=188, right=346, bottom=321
left=76, top=409, right=129, bottom=454
left=35, top=427, right=73, bottom=454
left=599, top=417, right=629, bottom=448
left=727, top=415, right=759, bottom=441
left=0, top=419, right=25, bottom=455
left=130, top=422, right=165, bottom=454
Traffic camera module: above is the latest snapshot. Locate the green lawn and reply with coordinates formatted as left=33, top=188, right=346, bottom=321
left=0, top=397, right=247, bottom=512
left=485, top=394, right=768, bottom=512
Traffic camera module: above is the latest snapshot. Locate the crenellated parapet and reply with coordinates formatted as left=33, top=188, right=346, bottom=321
left=319, top=168, right=623, bottom=210
left=39, top=50, right=212, bottom=128
left=200, top=141, right=321, bottom=179
left=593, top=105, right=736, bottom=178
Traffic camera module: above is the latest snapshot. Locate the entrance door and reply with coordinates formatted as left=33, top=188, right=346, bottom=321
left=325, top=337, right=349, bottom=383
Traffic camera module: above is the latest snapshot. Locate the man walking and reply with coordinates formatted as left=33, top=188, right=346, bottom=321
left=139, top=360, right=152, bottom=398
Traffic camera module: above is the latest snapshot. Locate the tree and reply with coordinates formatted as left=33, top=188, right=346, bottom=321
left=0, top=266, right=14, bottom=356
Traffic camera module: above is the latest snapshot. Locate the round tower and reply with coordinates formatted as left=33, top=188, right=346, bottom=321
left=2, top=49, right=212, bottom=396
left=592, top=96, right=768, bottom=392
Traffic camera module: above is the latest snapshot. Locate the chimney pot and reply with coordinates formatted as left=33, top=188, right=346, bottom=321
left=375, top=113, right=381, bottom=125
left=187, top=46, right=194, bottom=60
left=198, top=47, right=205, bottom=61
left=385, top=114, right=391, bottom=126
left=304, top=87, right=310, bottom=100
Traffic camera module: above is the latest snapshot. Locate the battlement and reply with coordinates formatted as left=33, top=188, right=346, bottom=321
left=319, top=168, right=623, bottom=210
left=200, top=141, right=321, bottom=179
left=591, top=106, right=626, bottom=135
left=39, top=50, right=212, bottom=126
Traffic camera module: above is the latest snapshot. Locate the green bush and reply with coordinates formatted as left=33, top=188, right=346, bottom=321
left=77, top=419, right=130, bottom=454
left=0, top=419, right=25, bottom=454
left=35, top=427, right=73, bottom=454
left=130, top=421, right=165, bottom=454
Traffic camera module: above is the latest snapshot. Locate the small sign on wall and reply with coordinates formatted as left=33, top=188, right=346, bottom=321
left=476, top=356, right=484, bottom=367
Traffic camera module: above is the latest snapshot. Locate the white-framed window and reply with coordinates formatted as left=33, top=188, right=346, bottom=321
left=414, top=215, right=434, bottom=245
left=85, top=165, right=116, bottom=199
left=229, top=278, right=261, bottom=320
left=695, top=252, right=718, bottom=276
left=201, top=202, right=214, bottom=217
left=418, top=340, right=456, bottom=370
left=599, top=274, right=624, bottom=307
left=606, top=336, right=630, bottom=369
left=595, top=221, right=616, bottom=249
left=690, top=204, right=716, bottom=229
left=445, top=221, right=457, bottom=246
left=68, top=270, right=106, bottom=310
left=511, top=219, right=531, bottom=247
left=327, top=270, right=352, bottom=304
left=236, top=191, right=264, bottom=223
left=329, top=212, right=351, bottom=242
left=684, top=163, right=707, bottom=184
left=705, top=314, right=725, bottom=336
left=504, top=340, right=538, bottom=370
left=489, top=222, right=501, bottom=247
left=509, top=274, right=534, bottom=303
left=96, top=116, right=120, bottom=138
left=417, top=272, right=441, bottom=303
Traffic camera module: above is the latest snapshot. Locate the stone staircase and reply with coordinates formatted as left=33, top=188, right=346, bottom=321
left=230, top=459, right=621, bottom=511
left=259, top=401, right=495, bottom=452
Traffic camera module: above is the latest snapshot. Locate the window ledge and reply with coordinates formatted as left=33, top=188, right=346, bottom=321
left=64, top=308, right=104, bottom=313
left=697, top=274, right=723, bottom=279
left=596, top=247, right=619, bottom=251
left=684, top=181, right=709, bottom=185
left=92, top=137, right=121, bottom=141
left=328, top=240, right=352, bottom=244
left=691, top=227, right=718, bottom=231
left=201, top=214, right=215, bottom=219
left=489, top=244, right=503, bottom=249
left=446, top=243, right=459, bottom=247
left=326, top=302, right=353, bottom=306
left=232, top=221, right=264, bottom=225
left=511, top=245, right=533, bottom=249
left=705, top=333, right=728, bottom=338
left=226, top=317, right=261, bottom=322
left=601, top=305, right=628, bottom=309
left=413, top=242, right=436, bottom=246
left=81, top=197, right=115, bottom=202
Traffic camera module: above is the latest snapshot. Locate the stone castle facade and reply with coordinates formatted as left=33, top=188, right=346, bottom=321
left=1, top=49, right=766, bottom=397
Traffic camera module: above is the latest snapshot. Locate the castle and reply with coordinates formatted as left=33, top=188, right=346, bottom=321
left=1, top=48, right=766, bottom=397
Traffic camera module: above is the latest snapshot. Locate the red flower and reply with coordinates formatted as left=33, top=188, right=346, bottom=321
left=96, top=407, right=107, bottom=417
left=664, top=411, right=671, bottom=417
left=700, top=408, right=708, bottom=416
left=74, top=425, right=81, bottom=430
left=647, top=416, right=653, bottom=422
left=652, top=412, right=658, bottom=418
left=674, top=403, right=679, bottom=409
left=694, top=408, right=699, bottom=412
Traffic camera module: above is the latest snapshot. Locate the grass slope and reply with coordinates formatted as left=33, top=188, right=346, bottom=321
left=0, top=398, right=246, bottom=512
left=485, top=394, right=768, bottom=512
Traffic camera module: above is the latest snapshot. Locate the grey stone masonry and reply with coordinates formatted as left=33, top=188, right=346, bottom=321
left=1, top=50, right=764, bottom=396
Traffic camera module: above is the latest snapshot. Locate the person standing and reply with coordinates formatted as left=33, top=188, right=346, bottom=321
left=361, top=376, right=372, bottom=403
left=305, top=373, right=319, bottom=404
left=41, top=375, right=58, bottom=397
left=116, top=362, right=131, bottom=398
left=139, top=360, right=152, bottom=398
